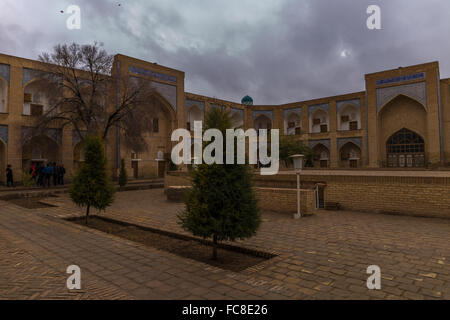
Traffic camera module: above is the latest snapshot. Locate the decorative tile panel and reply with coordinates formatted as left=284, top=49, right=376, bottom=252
left=283, top=107, right=302, bottom=119
left=210, top=104, right=224, bottom=111
left=336, top=99, right=361, bottom=112
left=0, top=125, right=8, bottom=144
left=21, top=126, right=62, bottom=145
left=186, top=99, right=205, bottom=112
left=308, top=139, right=330, bottom=149
left=230, top=108, right=244, bottom=117
left=252, top=110, right=273, bottom=120
left=337, top=137, right=363, bottom=150
left=151, top=81, right=177, bottom=112
left=129, top=65, right=177, bottom=83
left=375, top=72, right=425, bottom=86
left=376, top=82, right=427, bottom=112
left=0, top=64, right=10, bottom=84
left=308, top=103, right=329, bottom=116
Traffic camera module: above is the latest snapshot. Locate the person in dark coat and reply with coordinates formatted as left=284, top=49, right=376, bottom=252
left=6, top=164, right=14, bottom=187
left=44, top=164, right=53, bottom=188
left=52, top=162, right=58, bottom=186
left=58, top=164, right=66, bottom=185
left=36, top=163, right=44, bottom=187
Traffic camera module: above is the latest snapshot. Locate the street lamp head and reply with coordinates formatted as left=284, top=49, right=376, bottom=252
left=290, top=154, right=304, bottom=170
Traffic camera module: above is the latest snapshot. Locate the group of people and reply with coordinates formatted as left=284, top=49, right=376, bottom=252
left=29, top=163, right=66, bottom=188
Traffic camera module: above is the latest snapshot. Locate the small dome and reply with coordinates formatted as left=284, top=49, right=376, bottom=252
left=241, top=95, right=253, bottom=106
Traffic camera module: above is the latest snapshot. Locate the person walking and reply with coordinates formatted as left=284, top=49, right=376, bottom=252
left=36, top=163, right=44, bottom=187
left=44, top=163, right=53, bottom=188
left=52, top=162, right=58, bottom=186
left=6, top=164, right=14, bottom=187
left=58, top=164, right=66, bottom=185
left=30, top=163, right=37, bottom=183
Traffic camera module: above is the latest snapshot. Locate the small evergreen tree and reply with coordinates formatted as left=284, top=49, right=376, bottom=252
left=22, top=170, right=34, bottom=188
left=118, top=158, right=128, bottom=187
left=69, top=134, right=115, bottom=225
left=279, top=135, right=314, bottom=168
left=178, top=108, right=260, bottom=260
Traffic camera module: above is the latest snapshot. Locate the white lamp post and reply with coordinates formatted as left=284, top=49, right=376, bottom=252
left=290, top=154, right=304, bottom=219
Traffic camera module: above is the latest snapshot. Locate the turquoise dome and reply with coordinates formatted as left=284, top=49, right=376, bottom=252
left=241, top=95, right=253, bottom=105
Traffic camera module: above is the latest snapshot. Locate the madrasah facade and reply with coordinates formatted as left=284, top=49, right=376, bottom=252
left=0, top=52, right=449, bottom=181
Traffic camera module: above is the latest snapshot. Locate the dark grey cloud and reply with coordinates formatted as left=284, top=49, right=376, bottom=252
left=1, top=0, right=449, bottom=104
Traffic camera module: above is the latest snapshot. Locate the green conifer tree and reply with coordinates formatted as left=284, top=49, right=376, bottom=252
left=69, top=134, right=115, bottom=225
left=178, top=108, right=260, bottom=260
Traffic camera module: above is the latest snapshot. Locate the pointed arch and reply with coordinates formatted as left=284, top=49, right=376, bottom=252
left=378, top=93, right=427, bottom=115
left=386, top=128, right=425, bottom=167
left=339, top=141, right=362, bottom=168
left=309, top=108, right=329, bottom=133
left=337, top=103, right=360, bottom=131
left=312, top=143, right=330, bottom=168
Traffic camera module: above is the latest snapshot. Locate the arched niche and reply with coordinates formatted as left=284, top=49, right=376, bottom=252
left=22, top=135, right=61, bottom=169
left=186, top=105, right=203, bottom=131
left=23, top=80, right=51, bottom=116
left=309, top=108, right=329, bottom=133
left=377, top=94, right=427, bottom=166
left=254, top=114, right=272, bottom=132
left=339, top=142, right=361, bottom=168
left=285, top=112, right=301, bottom=135
left=312, top=143, right=330, bottom=168
left=231, top=112, right=244, bottom=129
left=337, top=104, right=360, bottom=131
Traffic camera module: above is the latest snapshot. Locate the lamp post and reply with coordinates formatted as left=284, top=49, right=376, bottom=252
left=290, top=154, right=304, bottom=219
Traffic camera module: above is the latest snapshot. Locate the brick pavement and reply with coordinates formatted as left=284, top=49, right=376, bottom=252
left=1, top=189, right=449, bottom=300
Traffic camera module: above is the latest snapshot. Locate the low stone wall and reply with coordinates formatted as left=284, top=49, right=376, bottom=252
left=164, top=172, right=317, bottom=215
left=165, top=170, right=450, bottom=218
left=255, top=187, right=315, bottom=215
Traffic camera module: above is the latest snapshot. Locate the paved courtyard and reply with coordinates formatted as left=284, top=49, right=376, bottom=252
left=0, top=189, right=449, bottom=300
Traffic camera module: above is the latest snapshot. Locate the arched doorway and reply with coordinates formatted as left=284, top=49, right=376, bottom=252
left=386, top=128, right=425, bottom=167
left=0, top=139, right=6, bottom=183
left=339, top=142, right=361, bottom=168
left=22, top=135, right=61, bottom=169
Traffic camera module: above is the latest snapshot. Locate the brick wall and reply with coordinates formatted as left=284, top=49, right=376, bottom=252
left=164, top=172, right=316, bottom=215
left=166, top=170, right=450, bottom=219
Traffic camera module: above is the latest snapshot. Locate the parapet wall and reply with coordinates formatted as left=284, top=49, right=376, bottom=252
left=166, top=170, right=450, bottom=219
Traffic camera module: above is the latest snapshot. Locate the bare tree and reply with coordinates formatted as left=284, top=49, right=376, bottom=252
left=33, top=42, right=160, bottom=152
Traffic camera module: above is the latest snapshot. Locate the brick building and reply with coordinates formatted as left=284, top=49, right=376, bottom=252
left=0, top=52, right=449, bottom=182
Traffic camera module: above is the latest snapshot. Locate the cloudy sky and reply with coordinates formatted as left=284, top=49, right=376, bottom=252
left=1, top=0, right=449, bottom=104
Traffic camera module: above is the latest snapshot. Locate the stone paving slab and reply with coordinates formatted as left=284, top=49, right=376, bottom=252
left=1, top=189, right=449, bottom=300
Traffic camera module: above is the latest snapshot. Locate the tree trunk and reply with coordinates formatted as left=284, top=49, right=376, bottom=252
left=212, top=234, right=218, bottom=260
left=85, top=204, right=90, bottom=225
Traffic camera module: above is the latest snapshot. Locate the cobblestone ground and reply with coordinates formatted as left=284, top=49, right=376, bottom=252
left=1, top=189, right=449, bottom=300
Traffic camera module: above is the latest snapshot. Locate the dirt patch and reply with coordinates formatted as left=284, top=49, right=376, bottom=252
left=69, top=216, right=274, bottom=272
left=1, top=195, right=57, bottom=209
